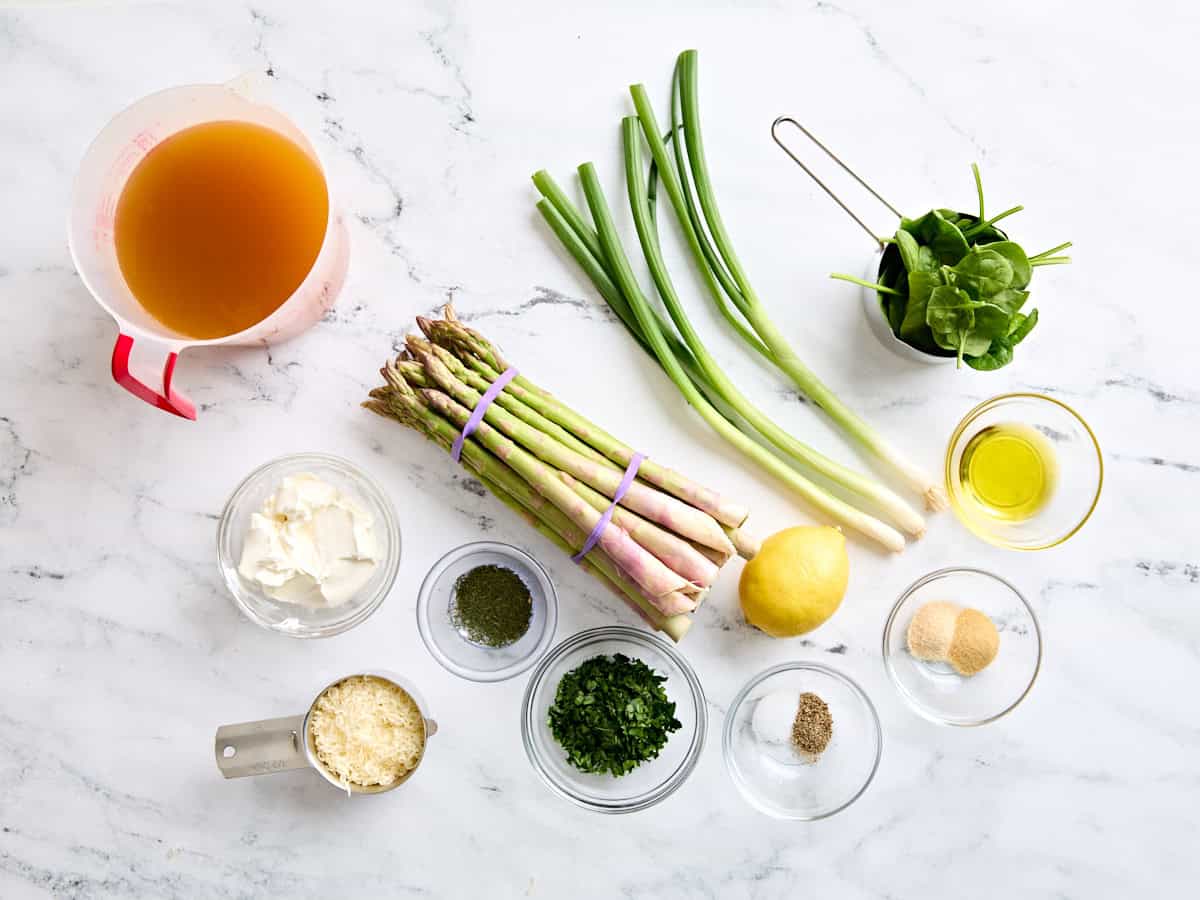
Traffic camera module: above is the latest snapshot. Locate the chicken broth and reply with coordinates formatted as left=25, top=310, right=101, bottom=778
left=114, top=120, right=329, bottom=340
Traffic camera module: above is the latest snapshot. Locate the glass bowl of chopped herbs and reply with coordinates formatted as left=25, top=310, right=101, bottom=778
left=521, top=626, right=706, bottom=814
left=416, top=541, right=558, bottom=682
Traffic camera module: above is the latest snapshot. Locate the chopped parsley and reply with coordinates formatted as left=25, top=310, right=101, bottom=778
left=547, top=653, right=682, bottom=777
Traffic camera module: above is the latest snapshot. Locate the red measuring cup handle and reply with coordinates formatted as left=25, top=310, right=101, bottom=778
left=111, top=333, right=197, bottom=420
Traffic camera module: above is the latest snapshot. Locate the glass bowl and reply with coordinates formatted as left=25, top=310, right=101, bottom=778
left=883, top=567, right=1041, bottom=726
left=521, top=626, right=706, bottom=814
left=723, top=662, right=881, bottom=820
left=416, top=541, right=558, bottom=682
left=216, top=453, right=401, bottom=638
left=945, top=393, right=1102, bottom=550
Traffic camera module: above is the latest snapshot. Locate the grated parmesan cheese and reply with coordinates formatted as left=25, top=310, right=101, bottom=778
left=309, top=675, right=426, bottom=788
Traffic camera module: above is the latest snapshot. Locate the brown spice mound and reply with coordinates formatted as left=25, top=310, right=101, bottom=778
left=906, top=600, right=962, bottom=662
left=948, top=608, right=1000, bottom=676
left=791, top=691, right=833, bottom=757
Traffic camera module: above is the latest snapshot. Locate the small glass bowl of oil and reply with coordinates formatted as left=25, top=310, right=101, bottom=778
left=946, top=393, right=1102, bottom=550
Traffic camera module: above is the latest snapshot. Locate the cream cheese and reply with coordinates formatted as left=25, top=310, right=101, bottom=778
left=237, top=472, right=381, bottom=608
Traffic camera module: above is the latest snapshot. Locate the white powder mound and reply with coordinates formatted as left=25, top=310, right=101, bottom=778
left=752, top=689, right=798, bottom=746
left=309, top=675, right=425, bottom=788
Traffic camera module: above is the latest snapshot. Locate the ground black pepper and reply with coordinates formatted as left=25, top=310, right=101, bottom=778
left=791, top=691, right=833, bottom=758
left=450, top=564, right=533, bottom=647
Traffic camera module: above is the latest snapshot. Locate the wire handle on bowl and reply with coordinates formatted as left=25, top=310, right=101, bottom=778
left=770, top=116, right=900, bottom=249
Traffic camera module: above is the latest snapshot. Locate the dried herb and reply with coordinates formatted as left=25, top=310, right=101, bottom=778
left=547, top=653, right=681, bottom=776
left=450, top=564, right=532, bottom=648
left=791, top=692, right=833, bottom=758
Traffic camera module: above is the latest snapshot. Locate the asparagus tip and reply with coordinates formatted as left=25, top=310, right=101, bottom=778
left=405, top=332, right=432, bottom=354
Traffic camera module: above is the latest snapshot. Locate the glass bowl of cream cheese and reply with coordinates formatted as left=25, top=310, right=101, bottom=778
left=217, top=453, right=401, bottom=638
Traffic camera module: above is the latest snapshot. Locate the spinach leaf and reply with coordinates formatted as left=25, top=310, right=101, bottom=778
left=988, top=287, right=1030, bottom=316
left=898, top=214, right=925, bottom=239
left=927, top=213, right=971, bottom=265
left=952, top=246, right=1014, bottom=296
left=965, top=337, right=1014, bottom=371
left=895, top=229, right=936, bottom=275
left=978, top=241, right=1032, bottom=288
left=900, top=211, right=969, bottom=265
left=926, top=285, right=1011, bottom=366
left=926, top=285, right=977, bottom=356
left=972, top=301, right=1012, bottom=342
left=876, top=245, right=908, bottom=336
left=1008, top=307, right=1039, bottom=344
left=884, top=295, right=906, bottom=336
left=960, top=332, right=994, bottom=357
left=901, top=270, right=942, bottom=344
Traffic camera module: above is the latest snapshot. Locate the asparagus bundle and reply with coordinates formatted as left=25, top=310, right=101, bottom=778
left=364, top=306, right=758, bottom=642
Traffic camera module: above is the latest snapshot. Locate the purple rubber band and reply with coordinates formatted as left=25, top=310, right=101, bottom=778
left=572, top=452, right=646, bottom=563
left=451, top=366, right=518, bottom=463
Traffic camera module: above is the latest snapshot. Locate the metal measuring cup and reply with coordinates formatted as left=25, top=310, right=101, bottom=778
left=214, top=671, right=438, bottom=795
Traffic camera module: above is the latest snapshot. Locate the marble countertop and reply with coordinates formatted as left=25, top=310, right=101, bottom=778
left=2, top=1, right=1197, bottom=897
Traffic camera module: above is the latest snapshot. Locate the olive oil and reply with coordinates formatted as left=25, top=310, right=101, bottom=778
left=959, top=423, right=1056, bottom=521
left=114, top=120, right=329, bottom=340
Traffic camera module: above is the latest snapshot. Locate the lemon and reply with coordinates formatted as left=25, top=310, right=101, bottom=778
left=739, top=526, right=848, bottom=638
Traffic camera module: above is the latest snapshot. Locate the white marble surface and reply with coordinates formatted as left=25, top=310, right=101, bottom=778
left=2, top=1, right=1198, bottom=897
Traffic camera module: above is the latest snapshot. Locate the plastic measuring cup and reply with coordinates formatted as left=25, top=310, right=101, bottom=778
left=67, top=82, right=349, bottom=419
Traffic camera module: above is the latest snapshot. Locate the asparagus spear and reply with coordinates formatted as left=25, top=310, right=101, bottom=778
left=417, top=339, right=613, bottom=467
left=366, top=386, right=690, bottom=641
left=411, top=384, right=699, bottom=614
left=392, top=348, right=722, bottom=583
left=418, top=344, right=742, bottom=563
left=482, top=476, right=691, bottom=643
left=555, top=470, right=718, bottom=585
left=418, top=310, right=753, bottom=532
left=409, top=343, right=734, bottom=563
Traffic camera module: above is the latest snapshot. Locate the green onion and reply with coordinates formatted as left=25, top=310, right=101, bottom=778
left=620, top=117, right=925, bottom=539
left=658, top=50, right=946, bottom=511
left=574, top=160, right=907, bottom=553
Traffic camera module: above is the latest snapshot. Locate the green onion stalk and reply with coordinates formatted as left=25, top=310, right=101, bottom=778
left=618, top=111, right=926, bottom=539
left=571, top=160, right=906, bottom=553
left=529, top=52, right=951, bottom=548
left=659, top=49, right=945, bottom=511
left=530, top=74, right=934, bottom=548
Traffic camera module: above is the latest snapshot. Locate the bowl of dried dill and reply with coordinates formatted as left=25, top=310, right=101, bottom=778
left=416, top=541, right=558, bottom=682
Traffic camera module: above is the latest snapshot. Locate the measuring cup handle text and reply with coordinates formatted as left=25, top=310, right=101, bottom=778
left=215, top=714, right=309, bottom=779
left=111, top=334, right=197, bottom=420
